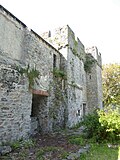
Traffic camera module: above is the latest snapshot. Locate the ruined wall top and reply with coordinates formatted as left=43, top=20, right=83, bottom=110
left=41, top=25, right=86, bottom=61
left=41, top=25, right=85, bottom=51
left=85, top=46, right=102, bottom=67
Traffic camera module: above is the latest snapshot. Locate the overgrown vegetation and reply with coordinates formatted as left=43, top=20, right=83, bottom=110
left=84, top=54, right=95, bottom=73
left=68, top=135, right=86, bottom=146
left=16, top=64, right=39, bottom=88
left=52, top=68, right=67, bottom=80
left=98, top=106, right=120, bottom=142
left=10, top=139, right=35, bottom=150
left=102, top=63, right=120, bottom=107
left=81, top=110, right=106, bottom=142
left=36, top=146, right=68, bottom=160
left=71, top=47, right=85, bottom=62
left=79, top=143, right=119, bottom=160
left=81, top=107, right=120, bottom=143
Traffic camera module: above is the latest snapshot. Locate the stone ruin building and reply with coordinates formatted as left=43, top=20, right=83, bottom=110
left=0, top=5, right=102, bottom=144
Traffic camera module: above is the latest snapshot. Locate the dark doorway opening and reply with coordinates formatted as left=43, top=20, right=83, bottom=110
left=31, top=94, right=48, bottom=133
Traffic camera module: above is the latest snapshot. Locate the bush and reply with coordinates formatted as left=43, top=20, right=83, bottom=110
left=82, top=110, right=107, bottom=142
left=98, top=106, right=120, bottom=142
left=82, top=107, right=120, bottom=143
left=68, top=135, right=86, bottom=146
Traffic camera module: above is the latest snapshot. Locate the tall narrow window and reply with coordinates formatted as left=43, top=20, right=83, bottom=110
left=83, top=103, right=86, bottom=117
left=77, top=109, right=81, bottom=116
left=53, top=54, right=56, bottom=68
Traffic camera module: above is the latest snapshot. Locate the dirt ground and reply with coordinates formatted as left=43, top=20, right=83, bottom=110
left=0, top=131, right=81, bottom=160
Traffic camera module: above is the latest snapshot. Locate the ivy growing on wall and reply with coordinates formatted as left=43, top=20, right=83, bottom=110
left=48, top=68, right=68, bottom=129
left=84, top=54, right=96, bottom=73
left=16, top=64, right=39, bottom=88
left=70, top=46, right=85, bottom=62
left=52, top=68, right=67, bottom=80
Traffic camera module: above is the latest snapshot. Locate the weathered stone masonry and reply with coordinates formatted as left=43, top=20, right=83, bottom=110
left=0, top=5, right=103, bottom=144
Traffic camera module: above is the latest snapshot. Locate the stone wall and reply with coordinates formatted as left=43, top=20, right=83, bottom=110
left=0, top=7, right=32, bottom=143
left=0, top=63, right=32, bottom=143
left=41, top=25, right=88, bottom=127
left=0, top=5, right=103, bottom=143
left=67, top=27, right=87, bottom=127
left=86, top=47, right=103, bottom=112
left=0, top=6, right=66, bottom=143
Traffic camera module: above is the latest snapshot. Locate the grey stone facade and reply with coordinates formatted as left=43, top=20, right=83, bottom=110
left=0, top=5, right=102, bottom=143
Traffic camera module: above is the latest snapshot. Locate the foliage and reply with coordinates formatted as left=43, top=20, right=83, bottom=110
left=102, top=63, right=120, bottom=106
left=72, top=47, right=85, bottom=61
left=52, top=68, right=67, bottom=80
left=11, top=139, right=35, bottom=150
left=84, top=54, right=95, bottom=73
left=82, top=110, right=107, bottom=142
left=11, top=141, right=21, bottom=150
left=70, top=122, right=82, bottom=130
left=82, top=107, right=120, bottom=143
left=60, top=151, right=69, bottom=159
left=22, top=139, right=35, bottom=148
left=36, top=146, right=63, bottom=160
left=98, top=106, right=120, bottom=141
left=16, top=64, right=39, bottom=88
left=68, top=135, right=86, bottom=146
left=79, top=143, right=119, bottom=160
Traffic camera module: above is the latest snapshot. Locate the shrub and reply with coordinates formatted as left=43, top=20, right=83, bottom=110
left=98, top=106, right=120, bottom=142
left=81, top=110, right=107, bottom=142
left=68, top=135, right=86, bottom=146
left=82, top=107, right=120, bottom=143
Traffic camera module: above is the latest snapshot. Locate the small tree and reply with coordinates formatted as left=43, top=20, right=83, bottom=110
left=102, top=63, right=120, bottom=107
left=98, top=106, right=120, bottom=142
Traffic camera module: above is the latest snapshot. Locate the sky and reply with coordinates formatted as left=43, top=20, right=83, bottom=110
left=0, top=0, right=120, bottom=64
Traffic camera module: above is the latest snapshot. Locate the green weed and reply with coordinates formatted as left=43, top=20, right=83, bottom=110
left=68, top=135, right=86, bottom=146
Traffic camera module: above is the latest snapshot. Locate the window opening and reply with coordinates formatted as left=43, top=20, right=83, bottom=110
left=77, top=109, right=81, bottom=116
left=53, top=54, right=56, bottom=68
left=83, top=103, right=86, bottom=116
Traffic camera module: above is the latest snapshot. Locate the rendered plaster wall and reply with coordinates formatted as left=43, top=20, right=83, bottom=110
left=0, top=9, right=26, bottom=63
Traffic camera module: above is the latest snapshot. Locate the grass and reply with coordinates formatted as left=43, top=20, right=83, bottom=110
left=68, top=135, right=86, bottom=146
left=36, top=146, right=65, bottom=160
left=68, top=134, right=120, bottom=160
left=10, top=139, right=35, bottom=150
left=1, top=131, right=120, bottom=160
left=79, top=143, right=119, bottom=160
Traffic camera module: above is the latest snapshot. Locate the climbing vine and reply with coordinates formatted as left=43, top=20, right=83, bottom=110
left=48, top=68, right=68, bottom=129
left=16, top=64, right=39, bottom=88
left=84, top=54, right=96, bottom=73
left=52, top=68, right=67, bottom=80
